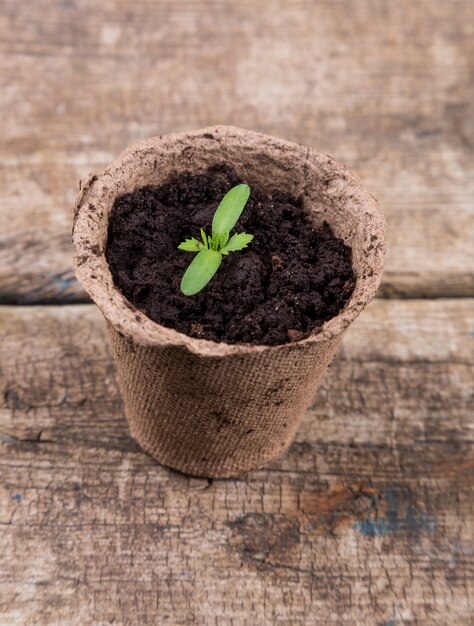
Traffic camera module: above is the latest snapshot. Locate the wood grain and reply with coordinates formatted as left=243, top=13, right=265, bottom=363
left=1, top=300, right=473, bottom=625
left=0, top=0, right=473, bottom=301
left=0, top=231, right=82, bottom=304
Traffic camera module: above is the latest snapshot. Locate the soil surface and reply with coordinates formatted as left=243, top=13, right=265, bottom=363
left=106, top=165, right=355, bottom=346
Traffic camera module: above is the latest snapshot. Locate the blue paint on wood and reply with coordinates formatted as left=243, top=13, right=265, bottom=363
left=11, top=493, right=22, bottom=501
left=53, top=275, right=76, bottom=292
left=3, top=272, right=88, bottom=305
left=354, top=488, right=436, bottom=537
left=355, top=519, right=396, bottom=537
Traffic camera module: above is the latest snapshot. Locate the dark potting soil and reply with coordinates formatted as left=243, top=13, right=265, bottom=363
left=105, top=165, right=355, bottom=346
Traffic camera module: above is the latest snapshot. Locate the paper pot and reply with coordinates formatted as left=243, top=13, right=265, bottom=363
left=72, top=125, right=386, bottom=478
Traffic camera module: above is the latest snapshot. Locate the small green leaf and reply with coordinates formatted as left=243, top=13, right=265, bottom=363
left=209, top=234, right=219, bottom=251
left=219, top=231, right=230, bottom=249
left=212, top=184, right=250, bottom=237
left=221, top=232, right=254, bottom=255
left=200, top=228, right=208, bottom=249
left=180, top=249, right=222, bottom=296
left=178, top=237, right=201, bottom=252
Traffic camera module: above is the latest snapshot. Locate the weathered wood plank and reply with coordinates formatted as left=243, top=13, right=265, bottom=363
left=0, top=300, right=473, bottom=625
left=0, top=0, right=473, bottom=301
left=0, top=231, right=83, bottom=304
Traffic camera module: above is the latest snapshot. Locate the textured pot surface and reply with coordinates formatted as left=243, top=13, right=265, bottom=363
left=73, top=125, right=386, bottom=477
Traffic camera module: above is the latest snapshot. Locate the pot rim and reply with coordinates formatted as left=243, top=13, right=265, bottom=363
left=73, top=125, right=386, bottom=357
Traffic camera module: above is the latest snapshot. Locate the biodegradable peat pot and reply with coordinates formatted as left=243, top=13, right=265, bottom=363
left=73, top=125, right=385, bottom=478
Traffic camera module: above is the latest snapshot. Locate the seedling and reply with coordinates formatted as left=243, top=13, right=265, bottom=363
left=178, top=184, right=254, bottom=296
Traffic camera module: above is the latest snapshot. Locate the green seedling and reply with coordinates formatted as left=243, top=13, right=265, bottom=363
left=178, top=184, right=254, bottom=296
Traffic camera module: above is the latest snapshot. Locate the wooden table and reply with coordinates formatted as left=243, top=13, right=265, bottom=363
left=1, top=2, right=473, bottom=624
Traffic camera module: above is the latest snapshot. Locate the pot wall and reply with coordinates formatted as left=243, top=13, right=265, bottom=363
left=108, top=323, right=342, bottom=477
